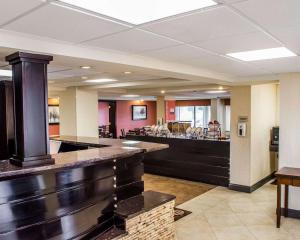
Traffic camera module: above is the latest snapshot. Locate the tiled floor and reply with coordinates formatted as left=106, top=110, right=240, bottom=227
left=175, top=183, right=300, bottom=240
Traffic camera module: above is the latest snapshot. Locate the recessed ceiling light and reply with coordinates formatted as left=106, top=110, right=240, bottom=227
left=80, top=66, right=91, bottom=69
left=84, top=78, right=117, bottom=83
left=124, top=71, right=132, bottom=74
left=161, top=90, right=165, bottom=94
left=58, top=0, right=217, bottom=25
left=121, top=94, right=140, bottom=98
left=0, top=69, right=12, bottom=77
left=205, top=90, right=227, bottom=94
left=227, top=47, right=297, bottom=61
left=218, top=86, right=223, bottom=90
left=81, top=76, right=88, bottom=80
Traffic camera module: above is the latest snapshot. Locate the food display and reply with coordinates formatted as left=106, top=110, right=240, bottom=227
left=205, top=120, right=221, bottom=139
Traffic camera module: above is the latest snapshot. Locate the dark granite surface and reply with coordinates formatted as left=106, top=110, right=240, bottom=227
left=52, top=135, right=169, bottom=153
left=0, top=136, right=168, bottom=179
left=94, top=227, right=127, bottom=240
left=115, top=190, right=176, bottom=219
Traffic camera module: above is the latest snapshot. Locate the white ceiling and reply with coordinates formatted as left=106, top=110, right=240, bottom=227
left=0, top=0, right=299, bottom=98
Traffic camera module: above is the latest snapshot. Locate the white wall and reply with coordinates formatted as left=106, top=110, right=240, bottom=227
left=279, top=74, right=300, bottom=210
left=59, top=88, right=98, bottom=138
left=250, top=84, right=277, bottom=185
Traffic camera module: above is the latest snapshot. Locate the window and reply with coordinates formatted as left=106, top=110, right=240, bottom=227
left=225, top=105, right=231, bottom=131
left=175, top=106, right=211, bottom=127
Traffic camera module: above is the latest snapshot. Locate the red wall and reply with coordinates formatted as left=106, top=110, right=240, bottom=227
left=49, top=124, right=60, bottom=136
left=116, top=100, right=156, bottom=137
left=98, top=101, right=110, bottom=126
left=165, top=100, right=176, bottom=121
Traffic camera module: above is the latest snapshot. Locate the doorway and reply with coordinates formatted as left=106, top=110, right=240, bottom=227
left=98, top=100, right=117, bottom=138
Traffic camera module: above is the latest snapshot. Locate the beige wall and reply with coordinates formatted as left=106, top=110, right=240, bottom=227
left=250, top=84, right=277, bottom=185
left=279, top=74, right=300, bottom=210
left=230, top=86, right=252, bottom=186
left=230, top=84, right=277, bottom=187
left=60, top=87, right=77, bottom=136
left=59, top=88, right=98, bottom=138
left=156, top=96, right=165, bottom=124
left=76, top=89, right=99, bottom=137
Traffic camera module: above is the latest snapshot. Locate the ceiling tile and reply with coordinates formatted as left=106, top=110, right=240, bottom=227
left=205, top=58, right=270, bottom=76
left=193, top=31, right=280, bottom=54
left=268, top=26, right=300, bottom=54
left=141, top=6, right=258, bottom=43
left=250, top=56, right=300, bottom=74
left=3, top=3, right=129, bottom=43
left=141, top=44, right=223, bottom=66
left=216, top=0, right=247, bottom=4
left=0, top=0, right=44, bottom=26
left=84, top=29, right=180, bottom=53
left=48, top=64, right=72, bottom=73
left=48, top=68, right=101, bottom=80
left=234, top=0, right=300, bottom=29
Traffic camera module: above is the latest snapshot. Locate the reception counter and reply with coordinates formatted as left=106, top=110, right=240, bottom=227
left=0, top=136, right=169, bottom=239
left=126, top=135, right=230, bottom=186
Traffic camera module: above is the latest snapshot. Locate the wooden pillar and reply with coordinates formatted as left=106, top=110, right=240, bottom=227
left=0, top=81, right=14, bottom=160
left=6, top=52, right=54, bottom=167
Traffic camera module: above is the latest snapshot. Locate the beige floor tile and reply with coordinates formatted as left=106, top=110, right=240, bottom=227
left=212, top=226, right=256, bottom=240
left=204, top=203, right=234, bottom=217
left=247, top=225, right=294, bottom=240
left=236, top=212, right=275, bottom=226
left=281, top=217, right=300, bottom=238
left=206, top=213, right=242, bottom=228
left=176, top=215, right=217, bottom=240
left=175, top=183, right=297, bottom=240
left=229, top=201, right=266, bottom=213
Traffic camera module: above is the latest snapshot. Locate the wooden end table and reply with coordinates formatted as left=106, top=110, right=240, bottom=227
left=275, top=167, right=300, bottom=228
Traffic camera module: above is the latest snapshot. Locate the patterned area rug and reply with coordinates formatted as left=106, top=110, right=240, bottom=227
left=143, top=174, right=216, bottom=206
left=174, top=208, right=192, bottom=221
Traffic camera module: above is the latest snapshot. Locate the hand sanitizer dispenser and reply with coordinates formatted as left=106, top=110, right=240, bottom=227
left=238, top=122, right=246, bottom=137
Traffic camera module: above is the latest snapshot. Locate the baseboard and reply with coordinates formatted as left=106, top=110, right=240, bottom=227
left=229, top=172, right=275, bottom=193
left=281, top=208, right=300, bottom=219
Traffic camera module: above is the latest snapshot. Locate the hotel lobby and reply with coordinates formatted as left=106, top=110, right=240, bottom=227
left=0, top=0, right=300, bottom=239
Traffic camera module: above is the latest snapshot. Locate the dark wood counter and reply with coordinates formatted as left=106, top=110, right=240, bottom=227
left=0, top=136, right=168, bottom=239
left=126, top=135, right=230, bottom=186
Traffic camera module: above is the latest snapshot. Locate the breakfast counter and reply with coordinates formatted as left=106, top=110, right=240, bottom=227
left=126, top=135, right=230, bottom=186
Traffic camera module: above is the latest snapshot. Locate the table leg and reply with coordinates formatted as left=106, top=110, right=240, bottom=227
left=284, top=185, right=289, bottom=217
left=277, top=182, right=281, bottom=228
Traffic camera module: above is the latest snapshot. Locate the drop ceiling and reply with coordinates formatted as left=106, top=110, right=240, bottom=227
left=0, top=0, right=299, bottom=98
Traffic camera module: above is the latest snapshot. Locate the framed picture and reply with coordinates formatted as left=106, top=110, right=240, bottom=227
left=132, top=105, right=147, bottom=121
left=48, top=105, right=60, bottom=124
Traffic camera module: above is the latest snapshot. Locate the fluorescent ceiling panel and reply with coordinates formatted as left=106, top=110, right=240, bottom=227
left=227, top=47, right=297, bottom=61
left=0, top=69, right=12, bottom=77
left=58, top=0, right=217, bottom=25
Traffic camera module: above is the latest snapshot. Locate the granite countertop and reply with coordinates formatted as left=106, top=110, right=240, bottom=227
left=0, top=136, right=168, bottom=179
left=52, top=135, right=169, bottom=153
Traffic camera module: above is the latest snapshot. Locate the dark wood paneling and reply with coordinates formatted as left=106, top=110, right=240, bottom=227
left=126, top=135, right=230, bottom=186
left=0, top=81, right=14, bottom=160
left=0, top=148, right=145, bottom=239
left=6, top=52, right=54, bottom=167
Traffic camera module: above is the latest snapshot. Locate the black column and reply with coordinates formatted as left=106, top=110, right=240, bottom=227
left=6, top=52, right=54, bottom=167
left=0, top=80, right=14, bottom=160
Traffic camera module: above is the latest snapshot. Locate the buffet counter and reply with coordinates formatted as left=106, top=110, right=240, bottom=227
left=126, top=135, right=230, bottom=186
